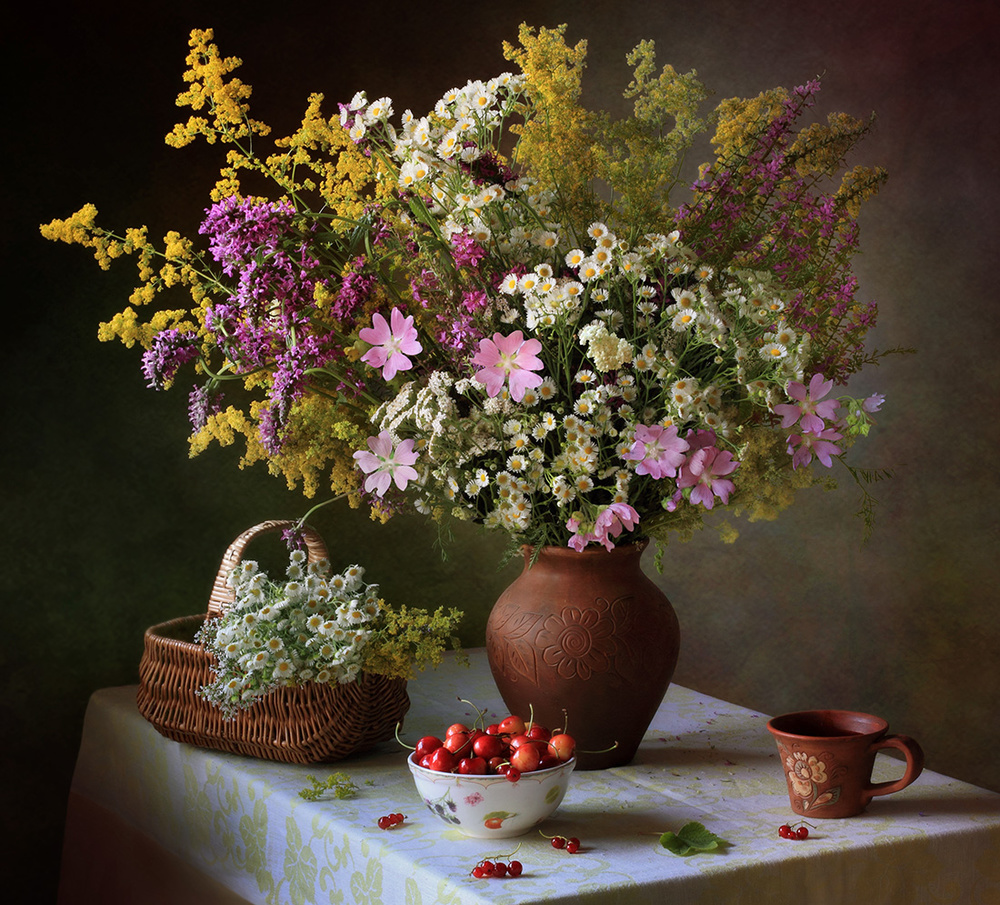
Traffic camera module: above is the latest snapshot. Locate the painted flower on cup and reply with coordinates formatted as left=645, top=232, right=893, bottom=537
left=786, top=751, right=829, bottom=798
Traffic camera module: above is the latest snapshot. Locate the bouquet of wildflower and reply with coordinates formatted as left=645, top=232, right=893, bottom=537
left=196, top=548, right=462, bottom=716
left=42, top=24, right=902, bottom=554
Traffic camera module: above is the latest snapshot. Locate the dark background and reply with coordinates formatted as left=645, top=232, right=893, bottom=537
left=5, top=1, right=998, bottom=901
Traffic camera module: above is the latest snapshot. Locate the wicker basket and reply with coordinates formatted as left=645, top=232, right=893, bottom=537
left=137, top=519, right=411, bottom=763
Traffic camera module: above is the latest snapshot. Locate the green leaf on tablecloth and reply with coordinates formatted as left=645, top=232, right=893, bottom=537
left=659, top=821, right=727, bottom=855
left=299, top=772, right=360, bottom=801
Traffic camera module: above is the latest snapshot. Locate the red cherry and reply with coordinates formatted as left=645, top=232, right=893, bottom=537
left=426, top=746, right=455, bottom=772
left=507, top=733, right=532, bottom=750
left=486, top=723, right=502, bottom=736
left=473, top=733, right=504, bottom=760
left=547, top=733, right=576, bottom=762
left=510, top=742, right=541, bottom=773
left=446, top=722, right=469, bottom=737
left=527, top=724, right=551, bottom=742
left=457, top=756, right=488, bottom=775
left=444, top=731, right=471, bottom=754
left=498, top=715, right=526, bottom=736
left=537, top=752, right=560, bottom=771
left=414, top=735, right=443, bottom=761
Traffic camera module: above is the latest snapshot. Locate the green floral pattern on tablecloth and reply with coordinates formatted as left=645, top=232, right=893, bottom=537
left=69, top=649, right=1000, bottom=905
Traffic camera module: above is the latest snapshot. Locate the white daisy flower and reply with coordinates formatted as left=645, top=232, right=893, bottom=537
left=671, top=310, right=699, bottom=331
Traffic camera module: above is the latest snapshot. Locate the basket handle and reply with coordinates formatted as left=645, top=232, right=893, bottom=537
left=207, top=520, right=329, bottom=618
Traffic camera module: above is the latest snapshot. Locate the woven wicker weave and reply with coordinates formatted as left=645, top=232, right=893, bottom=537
left=136, top=520, right=410, bottom=763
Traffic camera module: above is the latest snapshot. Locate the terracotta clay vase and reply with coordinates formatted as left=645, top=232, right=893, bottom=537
left=485, top=540, right=679, bottom=769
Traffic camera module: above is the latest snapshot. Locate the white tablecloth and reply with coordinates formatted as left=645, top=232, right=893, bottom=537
left=59, top=649, right=1000, bottom=904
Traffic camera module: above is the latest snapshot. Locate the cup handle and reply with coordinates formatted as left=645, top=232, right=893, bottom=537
left=865, top=734, right=925, bottom=802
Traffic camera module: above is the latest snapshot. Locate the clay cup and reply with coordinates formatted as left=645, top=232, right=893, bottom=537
left=767, top=710, right=924, bottom=818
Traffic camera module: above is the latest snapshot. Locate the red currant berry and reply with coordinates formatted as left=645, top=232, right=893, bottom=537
left=551, top=835, right=566, bottom=849
left=377, top=816, right=391, bottom=829
left=778, top=824, right=792, bottom=838
left=796, top=826, right=809, bottom=840
left=505, top=767, right=521, bottom=783
left=471, top=865, right=486, bottom=878
left=566, top=837, right=580, bottom=854
left=493, top=862, right=508, bottom=877
left=508, top=860, right=523, bottom=877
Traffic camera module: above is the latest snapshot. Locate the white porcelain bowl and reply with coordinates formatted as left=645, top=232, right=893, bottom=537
left=406, top=754, right=576, bottom=838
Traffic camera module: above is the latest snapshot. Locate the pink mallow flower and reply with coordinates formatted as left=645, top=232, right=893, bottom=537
left=774, top=373, right=840, bottom=434
left=786, top=428, right=843, bottom=470
left=677, top=446, right=739, bottom=510
left=471, top=330, right=544, bottom=402
left=359, top=307, right=422, bottom=380
left=352, top=431, right=419, bottom=496
left=863, top=393, right=885, bottom=413
left=622, top=424, right=690, bottom=479
left=566, top=503, right=640, bottom=552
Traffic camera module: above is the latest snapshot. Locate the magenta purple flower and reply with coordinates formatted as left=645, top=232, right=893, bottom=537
left=141, top=329, right=200, bottom=389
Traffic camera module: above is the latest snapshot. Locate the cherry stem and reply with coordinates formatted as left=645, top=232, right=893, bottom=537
left=576, top=740, right=620, bottom=755
left=393, top=722, right=415, bottom=751
left=486, top=842, right=521, bottom=860
left=457, top=698, right=487, bottom=730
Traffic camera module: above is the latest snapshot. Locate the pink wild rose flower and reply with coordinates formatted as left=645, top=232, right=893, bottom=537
left=623, top=424, right=690, bottom=479
left=677, top=446, right=739, bottom=510
left=566, top=502, right=640, bottom=552
left=471, top=330, right=544, bottom=402
left=352, top=430, right=419, bottom=496
left=359, top=307, right=422, bottom=380
left=863, top=393, right=885, bottom=413
left=774, top=373, right=840, bottom=434
left=786, top=428, right=843, bottom=470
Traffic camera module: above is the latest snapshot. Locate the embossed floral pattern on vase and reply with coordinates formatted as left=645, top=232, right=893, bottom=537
left=537, top=600, right=619, bottom=680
